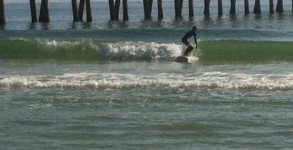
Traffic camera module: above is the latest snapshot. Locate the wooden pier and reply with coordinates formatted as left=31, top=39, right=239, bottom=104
left=0, top=0, right=292, bottom=25
left=0, top=0, right=5, bottom=25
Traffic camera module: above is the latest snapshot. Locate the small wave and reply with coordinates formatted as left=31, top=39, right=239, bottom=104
left=200, top=40, right=293, bottom=64
left=1, top=72, right=293, bottom=91
left=0, top=39, right=183, bottom=61
left=2, top=39, right=293, bottom=63
left=104, top=42, right=182, bottom=60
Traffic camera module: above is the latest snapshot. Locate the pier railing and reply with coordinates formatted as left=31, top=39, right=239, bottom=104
left=0, top=0, right=291, bottom=25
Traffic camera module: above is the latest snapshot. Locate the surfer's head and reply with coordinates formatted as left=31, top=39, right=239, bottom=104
left=192, top=26, right=197, bottom=31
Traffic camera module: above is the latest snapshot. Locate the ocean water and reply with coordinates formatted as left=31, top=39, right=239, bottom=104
left=1, top=1, right=293, bottom=149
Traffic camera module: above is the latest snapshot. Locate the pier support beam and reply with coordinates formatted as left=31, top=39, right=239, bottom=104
left=253, top=0, right=261, bottom=14
left=189, top=0, right=194, bottom=18
left=158, top=0, right=163, bottom=20
left=123, top=0, right=129, bottom=21
left=143, top=0, right=153, bottom=20
left=114, top=0, right=121, bottom=20
left=0, top=0, right=5, bottom=25
left=276, top=0, right=283, bottom=13
left=174, top=0, right=183, bottom=18
left=218, top=0, right=223, bottom=16
left=244, top=0, right=249, bottom=15
left=79, top=0, right=85, bottom=21
left=203, top=0, right=210, bottom=17
left=109, top=0, right=115, bottom=20
left=230, top=0, right=236, bottom=15
left=149, top=0, right=153, bottom=15
left=109, top=0, right=129, bottom=21
left=86, top=0, right=92, bottom=22
left=71, top=0, right=79, bottom=22
left=30, top=0, right=38, bottom=23
left=39, top=0, right=50, bottom=23
left=269, top=0, right=274, bottom=14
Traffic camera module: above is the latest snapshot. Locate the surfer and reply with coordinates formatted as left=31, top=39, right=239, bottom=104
left=181, top=26, right=198, bottom=56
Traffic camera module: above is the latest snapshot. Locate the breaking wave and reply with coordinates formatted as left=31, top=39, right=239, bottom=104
left=1, top=39, right=293, bottom=63
left=0, top=39, right=183, bottom=61
left=1, top=72, right=293, bottom=91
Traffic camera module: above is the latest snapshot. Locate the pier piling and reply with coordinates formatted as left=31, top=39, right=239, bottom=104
left=253, top=0, right=261, bottom=14
left=0, top=0, right=5, bottom=25
left=179, top=0, right=183, bottom=17
left=218, top=0, right=223, bottom=16
left=79, top=0, right=86, bottom=21
left=158, top=0, right=163, bottom=20
left=71, top=0, right=79, bottom=22
left=143, top=0, right=149, bottom=19
left=174, top=0, right=183, bottom=18
left=3, top=0, right=293, bottom=26
left=269, top=0, right=274, bottom=14
left=149, top=0, right=153, bottom=15
left=244, top=0, right=249, bottom=15
left=123, top=0, right=129, bottom=21
left=109, top=0, right=115, bottom=20
left=189, top=0, right=194, bottom=18
left=203, top=0, right=210, bottom=17
left=143, top=0, right=152, bottom=20
left=109, top=0, right=128, bottom=21
left=39, top=0, right=50, bottom=23
left=230, top=0, right=236, bottom=15
left=276, top=0, right=283, bottom=13
left=86, top=0, right=92, bottom=22
left=30, top=0, right=38, bottom=23
left=114, top=0, right=121, bottom=20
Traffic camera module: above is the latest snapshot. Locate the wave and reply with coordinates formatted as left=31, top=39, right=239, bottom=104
left=1, top=72, right=293, bottom=91
left=199, top=40, right=293, bottom=64
left=1, top=39, right=293, bottom=63
left=0, top=39, right=183, bottom=61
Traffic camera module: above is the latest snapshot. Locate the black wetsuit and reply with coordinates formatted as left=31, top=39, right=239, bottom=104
left=182, top=30, right=197, bottom=56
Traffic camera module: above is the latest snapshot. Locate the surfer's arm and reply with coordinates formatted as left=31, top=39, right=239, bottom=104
left=194, top=34, right=198, bottom=48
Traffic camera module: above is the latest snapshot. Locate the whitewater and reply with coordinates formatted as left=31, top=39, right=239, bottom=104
left=1, top=71, right=293, bottom=91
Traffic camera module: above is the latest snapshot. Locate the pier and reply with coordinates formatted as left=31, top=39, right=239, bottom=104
left=0, top=0, right=293, bottom=25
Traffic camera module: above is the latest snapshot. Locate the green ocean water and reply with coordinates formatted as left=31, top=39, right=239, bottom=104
left=1, top=87, right=292, bottom=149
left=1, top=39, right=293, bottom=64
left=199, top=40, right=293, bottom=64
left=1, top=60, right=293, bottom=149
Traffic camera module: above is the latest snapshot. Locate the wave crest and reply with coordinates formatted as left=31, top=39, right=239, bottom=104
left=1, top=72, right=293, bottom=91
left=0, top=39, right=184, bottom=61
left=104, top=42, right=182, bottom=60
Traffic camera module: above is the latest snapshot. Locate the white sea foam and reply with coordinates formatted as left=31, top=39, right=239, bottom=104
left=36, top=40, right=191, bottom=60
left=104, top=42, right=183, bottom=60
left=1, top=72, right=293, bottom=91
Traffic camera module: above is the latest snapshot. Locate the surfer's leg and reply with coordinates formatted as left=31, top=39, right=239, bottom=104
left=183, top=46, right=193, bottom=56
left=182, top=40, right=192, bottom=56
left=182, top=40, right=189, bottom=47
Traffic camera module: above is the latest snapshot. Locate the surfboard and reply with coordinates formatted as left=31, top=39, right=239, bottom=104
left=175, top=56, right=188, bottom=63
